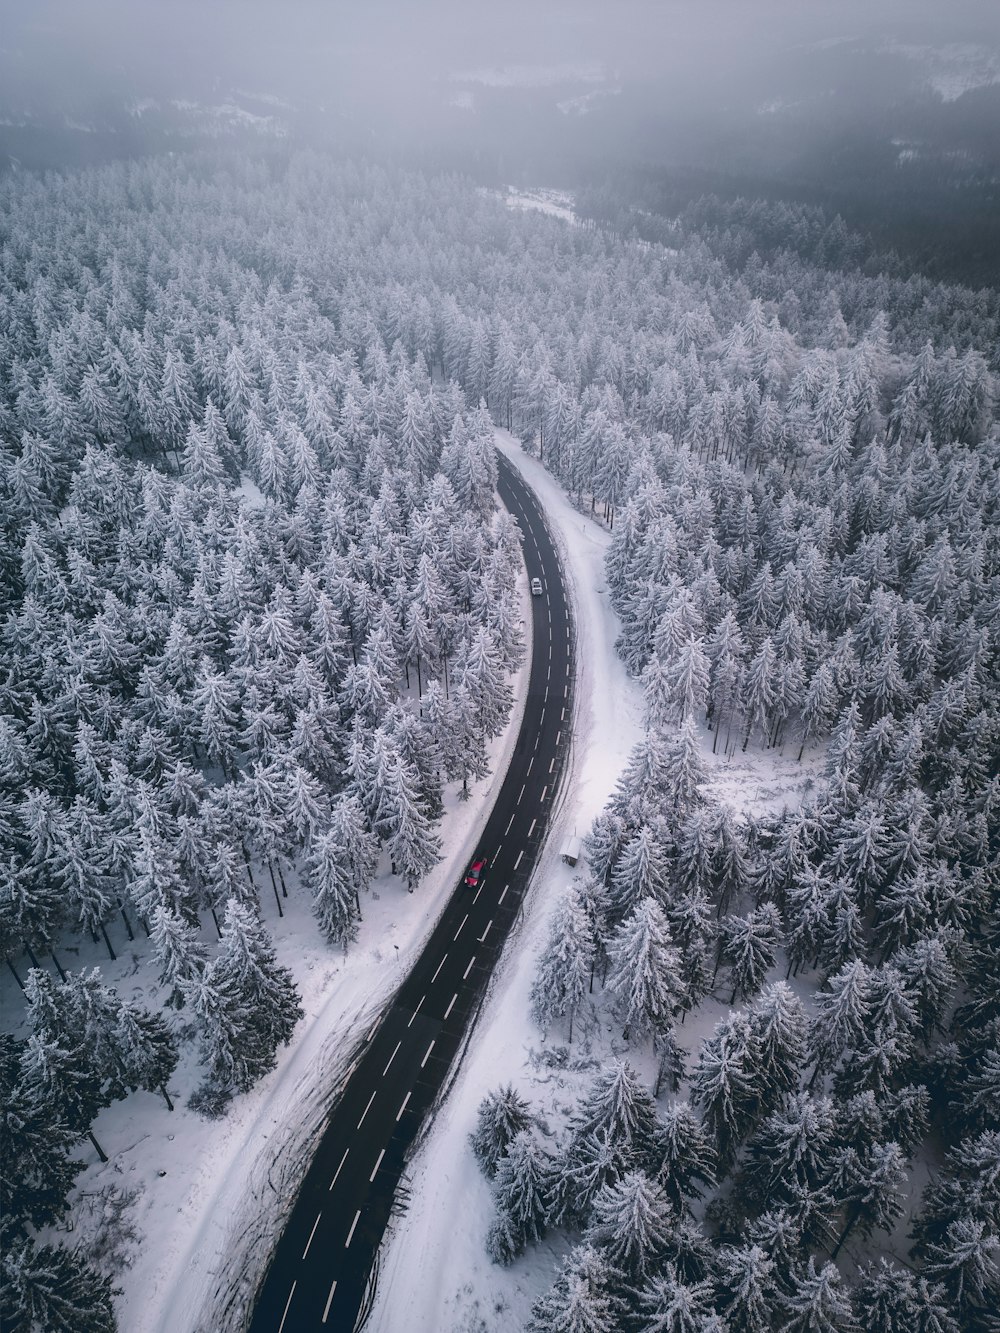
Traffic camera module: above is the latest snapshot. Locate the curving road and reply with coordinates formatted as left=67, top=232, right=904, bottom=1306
left=248, top=454, right=574, bottom=1332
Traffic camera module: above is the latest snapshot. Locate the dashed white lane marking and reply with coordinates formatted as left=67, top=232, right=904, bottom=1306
left=382, top=1041, right=401, bottom=1076
left=279, top=1282, right=297, bottom=1333
left=480, top=920, right=493, bottom=942
left=345, top=1210, right=361, bottom=1247
left=444, top=993, right=458, bottom=1020
left=556, top=730, right=562, bottom=745
left=369, top=1148, right=385, bottom=1182
left=564, top=684, right=569, bottom=696
left=528, top=819, right=537, bottom=837
left=541, top=785, right=548, bottom=801
left=330, top=1148, right=349, bottom=1190
left=561, top=707, right=566, bottom=721
left=407, top=995, right=425, bottom=1026
left=549, top=757, right=555, bottom=773
left=517, top=784, right=525, bottom=803
left=547, top=665, right=551, bottom=681
left=514, top=849, right=525, bottom=869
left=473, top=883, right=483, bottom=903
left=432, top=954, right=448, bottom=982
left=463, top=954, right=476, bottom=979
left=526, top=757, right=534, bottom=775
left=321, top=1280, right=337, bottom=1324
left=506, top=813, right=516, bottom=834
left=302, top=1213, right=322, bottom=1260
left=544, top=686, right=549, bottom=701
left=358, top=1090, right=377, bottom=1128
left=454, top=915, right=468, bottom=940
left=534, top=734, right=540, bottom=750
left=397, top=1090, right=413, bottom=1120
left=421, top=1039, right=436, bottom=1067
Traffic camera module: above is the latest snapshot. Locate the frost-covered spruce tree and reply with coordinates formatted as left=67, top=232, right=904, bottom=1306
left=571, top=1060, right=662, bottom=1169
left=0, top=1034, right=82, bottom=1233
left=530, top=886, right=594, bottom=1042
left=778, top=1257, right=858, bottom=1333
left=853, top=1258, right=960, bottom=1333
left=689, top=1010, right=760, bottom=1166
left=470, top=1084, right=535, bottom=1178
left=304, top=828, right=362, bottom=948
left=187, top=898, right=302, bottom=1108
left=486, top=1130, right=551, bottom=1265
left=527, top=1244, right=624, bottom=1333
left=0, top=1235, right=117, bottom=1333
left=714, top=1243, right=781, bottom=1333
left=608, top=824, right=668, bottom=923
left=634, top=1265, right=719, bottom=1332
left=150, top=903, right=207, bottom=1008
left=607, top=896, right=683, bottom=1041
left=653, top=1100, right=717, bottom=1211
left=584, top=1170, right=674, bottom=1283
left=547, top=1125, right=632, bottom=1230
left=747, top=982, right=808, bottom=1113
left=717, top=904, right=782, bottom=1004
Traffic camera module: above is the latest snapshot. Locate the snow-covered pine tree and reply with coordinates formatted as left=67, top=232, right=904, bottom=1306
left=584, top=1170, right=674, bottom=1283
left=470, top=1084, right=535, bottom=1178
left=0, top=1235, right=117, bottom=1333
left=530, top=886, right=595, bottom=1041
left=606, top=896, right=683, bottom=1041
left=486, top=1130, right=551, bottom=1265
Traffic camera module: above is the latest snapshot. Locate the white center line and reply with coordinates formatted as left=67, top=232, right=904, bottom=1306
left=431, top=954, right=448, bottom=982
left=396, top=1090, right=412, bottom=1120
left=382, top=1041, right=402, bottom=1076
left=369, top=1148, right=385, bottom=1182
left=479, top=919, right=493, bottom=942
left=547, top=665, right=551, bottom=680
left=526, top=757, right=534, bottom=774
left=357, top=1089, right=377, bottom=1129
left=528, top=818, right=537, bottom=837
left=505, top=813, right=516, bottom=835
left=421, top=1039, right=436, bottom=1067
left=517, top=784, right=525, bottom=803
left=407, top=995, right=425, bottom=1026
left=544, top=686, right=549, bottom=701
left=463, top=954, right=477, bottom=979
left=444, top=992, right=458, bottom=1019
left=321, top=1280, right=337, bottom=1324
left=498, top=885, right=509, bottom=905
left=278, top=1282, right=297, bottom=1333
left=302, top=1213, right=322, bottom=1260
left=329, top=1148, right=349, bottom=1190
left=345, top=1210, right=361, bottom=1248
left=454, top=914, right=468, bottom=940
left=473, top=883, right=483, bottom=903
left=514, top=849, right=525, bottom=869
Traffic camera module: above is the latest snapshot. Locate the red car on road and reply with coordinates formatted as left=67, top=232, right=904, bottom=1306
left=464, top=857, right=487, bottom=888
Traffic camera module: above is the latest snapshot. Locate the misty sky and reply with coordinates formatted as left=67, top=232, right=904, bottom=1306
left=2, top=0, right=997, bottom=115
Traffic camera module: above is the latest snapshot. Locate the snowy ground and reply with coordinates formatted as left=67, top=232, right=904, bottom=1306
left=369, top=435, right=825, bottom=1332
left=0, top=564, right=534, bottom=1333
left=504, top=188, right=577, bottom=227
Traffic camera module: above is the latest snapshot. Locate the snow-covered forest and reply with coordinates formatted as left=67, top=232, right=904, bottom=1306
left=1, top=147, right=998, bottom=1331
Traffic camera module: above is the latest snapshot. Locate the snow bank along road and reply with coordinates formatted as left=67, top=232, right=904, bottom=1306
left=248, top=456, right=574, bottom=1332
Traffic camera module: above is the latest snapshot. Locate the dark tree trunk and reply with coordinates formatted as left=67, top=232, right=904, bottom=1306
left=160, top=1084, right=174, bottom=1112
left=99, top=923, right=117, bottom=961
left=88, top=1131, right=109, bottom=1163
left=7, top=959, right=24, bottom=990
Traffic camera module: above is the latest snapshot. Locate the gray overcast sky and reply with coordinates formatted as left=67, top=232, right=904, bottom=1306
left=2, top=0, right=997, bottom=108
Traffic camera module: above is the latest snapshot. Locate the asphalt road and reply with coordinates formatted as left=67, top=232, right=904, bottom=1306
left=248, top=453, right=574, bottom=1332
